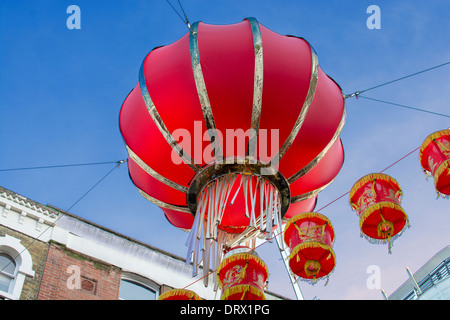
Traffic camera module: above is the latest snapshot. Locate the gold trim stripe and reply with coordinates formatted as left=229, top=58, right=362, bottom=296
left=136, top=187, right=191, bottom=213
left=138, top=53, right=201, bottom=173
left=126, top=145, right=188, bottom=193
left=290, top=175, right=337, bottom=203
left=348, top=173, right=401, bottom=202
left=189, top=22, right=223, bottom=162
left=245, top=17, right=264, bottom=159
left=288, top=108, right=346, bottom=184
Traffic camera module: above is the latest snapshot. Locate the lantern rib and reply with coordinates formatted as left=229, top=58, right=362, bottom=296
left=271, top=42, right=319, bottom=168
left=138, top=54, right=201, bottom=173
left=245, top=17, right=264, bottom=160
left=288, top=108, right=346, bottom=184
left=126, top=145, right=189, bottom=193
left=189, top=21, right=224, bottom=163
left=290, top=175, right=337, bottom=204
left=136, top=187, right=191, bottom=213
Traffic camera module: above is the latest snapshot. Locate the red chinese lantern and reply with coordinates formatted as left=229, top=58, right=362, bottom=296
left=349, top=173, right=409, bottom=253
left=216, top=248, right=268, bottom=300
left=283, top=212, right=336, bottom=283
left=119, top=17, right=345, bottom=279
left=158, top=289, right=201, bottom=300
left=419, top=129, right=450, bottom=197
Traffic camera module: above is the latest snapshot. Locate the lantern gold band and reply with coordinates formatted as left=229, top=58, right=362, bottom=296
left=136, top=187, right=191, bottom=213
left=284, top=212, right=333, bottom=236
left=290, top=174, right=338, bottom=204
left=158, top=289, right=201, bottom=300
left=189, top=21, right=224, bottom=163
left=138, top=52, right=201, bottom=172
left=348, top=173, right=402, bottom=202
left=216, top=252, right=269, bottom=284
left=245, top=17, right=264, bottom=159
left=126, top=145, right=189, bottom=193
left=221, top=285, right=266, bottom=300
left=288, top=109, right=346, bottom=184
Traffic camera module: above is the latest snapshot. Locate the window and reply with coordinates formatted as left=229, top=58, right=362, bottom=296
left=0, top=253, right=16, bottom=293
left=0, top=235, right=35, bottom=300
left=119, top=273, right=159, bottom=300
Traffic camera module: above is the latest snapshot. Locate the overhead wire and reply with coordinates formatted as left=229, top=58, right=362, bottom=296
left=0, top=161, right=123, bottom=274
left=344, top=61, right=450, bottom=99
left=0, top=160, right=126, bottom=172
left=357, top=96, right=450, bottom=118
left=165, top=0, right=192, bottom=32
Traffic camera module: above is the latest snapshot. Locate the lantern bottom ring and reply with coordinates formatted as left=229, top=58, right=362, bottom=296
left=187, top=159, right=291, bottom=217
left=221, top=284, right=266, bottom=301
left=359, top=202, right=408, bottom=240
left=288, top=242, right=336, bottom=281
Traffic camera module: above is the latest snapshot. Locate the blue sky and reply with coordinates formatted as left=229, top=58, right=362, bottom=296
left=1, top=0, right=449, bottom=300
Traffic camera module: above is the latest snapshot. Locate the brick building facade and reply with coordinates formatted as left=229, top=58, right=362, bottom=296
left=0, top=186, right=287, bottom=300
left=37, top=242, right=122, bottom=300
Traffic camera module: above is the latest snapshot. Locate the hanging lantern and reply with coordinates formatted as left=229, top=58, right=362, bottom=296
left=216, top=247, right=268, bottom=300
left=119, top=17, right=345, bottom=281
left=158, top=288, right=202, bottom=300
left=283, top=212, right=336, bottom=283
left=349, top=173, right=409, bottom=253
left=419, top=129, right=450, bottom=198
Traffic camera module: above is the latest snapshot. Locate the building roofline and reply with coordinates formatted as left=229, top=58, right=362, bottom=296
left=388, top=245, right=450, bottom=299
left=0, top=185, right=291, bottom=300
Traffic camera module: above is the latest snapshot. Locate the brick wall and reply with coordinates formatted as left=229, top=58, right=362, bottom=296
left=38, top=242, right=121, bottom=300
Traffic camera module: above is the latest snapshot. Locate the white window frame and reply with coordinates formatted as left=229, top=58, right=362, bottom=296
left=0, top=235, right=35, bottom=300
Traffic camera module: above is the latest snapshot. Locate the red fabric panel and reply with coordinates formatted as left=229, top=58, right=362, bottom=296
left=198, top=21, right=255, bottom=160
left=279, top=67, right=345, bottom=179
left=161, top=207, right=194, bottom=230
left=127, top=157, right=187, bottom=206
left=119, top=84, right=195, bottom=187
left=283, top=196, right=317, bottom=220
left=289, top=139, right=344, bottom=196
left=257, top=25, right=312, bottom=164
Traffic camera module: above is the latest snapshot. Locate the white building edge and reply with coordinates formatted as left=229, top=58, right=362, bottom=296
left=0, top=185, right=288, bottom=300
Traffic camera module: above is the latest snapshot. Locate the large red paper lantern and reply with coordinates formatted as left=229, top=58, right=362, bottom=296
left=419, top=129, right=450, bottom=197
left=158, top=289, right=201, bottom=300
left=283, top=212, right=336, bottom=283
left=216, top=248, right=268, bottom=300
left=119, top=17, right=345, bottom=277
left=349, top=173, right=409, bottom=253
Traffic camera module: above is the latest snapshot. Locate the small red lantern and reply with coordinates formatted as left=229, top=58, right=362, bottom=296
left=349, top=173, right=409, bottom=253
left=216, top=248, right=268, bottom=300
left=283, top=212, right=336, bottom=283
left=419, top=129, right=450, bottom=197
left=158, top=288, right=202, bottom=300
